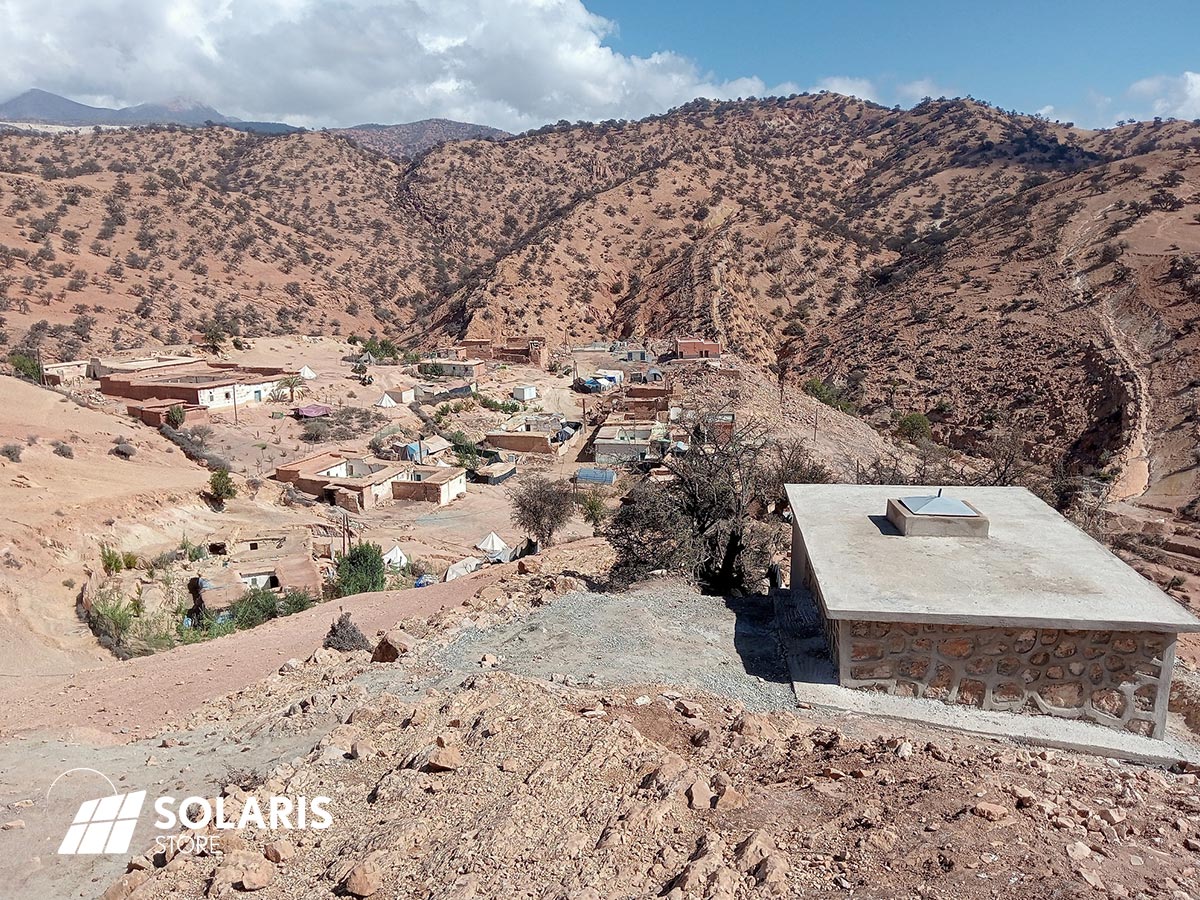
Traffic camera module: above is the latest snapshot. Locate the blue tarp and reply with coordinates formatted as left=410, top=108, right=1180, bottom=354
left=576, top=467, right=616, bottom=485
left=414, top=574, right=436, bottom=588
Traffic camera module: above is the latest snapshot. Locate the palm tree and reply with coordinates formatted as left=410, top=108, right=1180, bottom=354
left=277, top=375, right=308, bottom=403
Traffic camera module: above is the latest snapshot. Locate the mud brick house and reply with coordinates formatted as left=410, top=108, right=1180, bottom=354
left=673, top=337, right=722, bottom=359
left=485, top=413, right=583, bottom=455
left=460, top=336, right=549, bottom=368
left=274, top=449, right=467, bottom=511
left=785, top=484, right=1200, bottom=739
left=418, top=358, right=487, bottom=380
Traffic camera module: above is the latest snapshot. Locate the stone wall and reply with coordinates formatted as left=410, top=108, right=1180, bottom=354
left=836, top=619, right=1175, bottom=738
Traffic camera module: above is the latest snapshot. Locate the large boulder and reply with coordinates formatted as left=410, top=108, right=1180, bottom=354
left=371, top=629, right=418, bottom=663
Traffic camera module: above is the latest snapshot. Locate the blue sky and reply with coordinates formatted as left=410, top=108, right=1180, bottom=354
left=589, top=0, right=1200, bottom=126
left=1, top=0, right=1196, bottom=129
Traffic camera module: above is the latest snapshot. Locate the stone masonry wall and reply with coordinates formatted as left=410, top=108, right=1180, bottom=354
left=837, top=619, right=1175, bottom=738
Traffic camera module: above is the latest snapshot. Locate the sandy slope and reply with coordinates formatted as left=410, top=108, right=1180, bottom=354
left=0, top=376, right=209, bottom=676
left=0, top=565, right=508, bottom=740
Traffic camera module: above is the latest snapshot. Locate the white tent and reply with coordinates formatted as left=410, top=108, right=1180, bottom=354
left=444, top=557, right=482, bottom=582
left=299, top=365, right=318, bottom=380
left=475, top=531, right=509, bottom=554
left=382, top=545, right=409, bottom=569
left=374, top=392, right=398, bottom=408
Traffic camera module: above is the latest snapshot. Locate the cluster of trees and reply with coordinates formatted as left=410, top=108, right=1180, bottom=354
left=607, top=422, right=830, bottom=593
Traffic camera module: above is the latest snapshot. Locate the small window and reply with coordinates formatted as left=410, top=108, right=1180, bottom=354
left=249, top=542, right=258, bottom=550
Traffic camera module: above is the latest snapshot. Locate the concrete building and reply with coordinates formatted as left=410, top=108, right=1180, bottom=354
left=485, top=413, right=582, bottom=455
left=90, top=354, right=203, bottom=378
left=512, top=385, right=537, bottom=402
left=593, top=421, right=669, bottom=465
left=274, top=449, right=467, bottom=511
left=418, top=358, right=487, bottom=380
left=674, top=337, right=722, bottom=359
left=100, top=362, right=292, bottom=410
left=785, top=484, right=1200, bottom=739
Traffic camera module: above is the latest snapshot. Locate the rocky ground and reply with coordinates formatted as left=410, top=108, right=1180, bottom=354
left=2, top=556, right=1196, bottom=900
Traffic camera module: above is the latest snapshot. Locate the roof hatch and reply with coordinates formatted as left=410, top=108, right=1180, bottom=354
left=899, top=488, right=979, bottom=518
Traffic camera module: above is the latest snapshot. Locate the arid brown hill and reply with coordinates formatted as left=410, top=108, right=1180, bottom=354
left=0, top=94, right=1197, bottom=495
left=334, top=118, right=510, bottom=158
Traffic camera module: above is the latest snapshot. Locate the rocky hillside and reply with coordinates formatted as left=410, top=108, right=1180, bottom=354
left=90, top=582, right=1200, bottom=900
left=334, top=119, right=509, bottom=158
left=0, top=95, right=1197, bottom=490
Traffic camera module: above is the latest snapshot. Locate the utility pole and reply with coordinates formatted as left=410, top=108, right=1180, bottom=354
left=232, top=384, right=239, bottom=426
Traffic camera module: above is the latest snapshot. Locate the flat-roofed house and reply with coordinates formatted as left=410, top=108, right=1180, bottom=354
left=785, top=484, right=1200, bottom=739
left=593, top=421, right=669, bottom=465
left=674, top=337, right=722, bottom=359
left=274, top=448, right=466, bottom=511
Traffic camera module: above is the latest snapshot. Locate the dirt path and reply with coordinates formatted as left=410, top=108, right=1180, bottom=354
left=1099, top=293, right=1153, bottom=501
left=0, top=569, right=503, bottom=741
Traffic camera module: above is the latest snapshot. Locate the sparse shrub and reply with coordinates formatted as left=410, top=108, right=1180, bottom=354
left=509, top=476, right=575, bottom=547
left=323, top=612, right=372, bottom=652
left=100, top=544, right=124, bottom=575
left=110, top=442, right=137, bottom=460
left=577, top=487, right=610, bottom=531
left=52, top=440, right=74, bottom=458
left=0, top=444, right=21, bottom=462
left=301, top=419, right=331, bottom=443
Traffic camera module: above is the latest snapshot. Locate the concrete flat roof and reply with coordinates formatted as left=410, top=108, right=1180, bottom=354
left=786, top=484, right=1200, bottom=633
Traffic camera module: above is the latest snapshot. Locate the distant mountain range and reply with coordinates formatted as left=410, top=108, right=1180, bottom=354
left=333, top=119, right=510, bottom=158
left=0, top=89, right=509, bottom=155
left=0, top=89, right=301, bottom=133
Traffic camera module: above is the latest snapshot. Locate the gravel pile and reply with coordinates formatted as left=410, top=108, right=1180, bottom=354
left=431, top=580, right=799, bottom=711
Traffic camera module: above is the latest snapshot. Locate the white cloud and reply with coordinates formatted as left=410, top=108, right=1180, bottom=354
left=895, top=78, right=952, bottom=104
left=0, top=0, right=793, bottom=130
left=809, top=76, right=879, bottom=103
left=1126, top=71, right=1200, bottom=120
left=1035, top=105, right=1056, bottom=118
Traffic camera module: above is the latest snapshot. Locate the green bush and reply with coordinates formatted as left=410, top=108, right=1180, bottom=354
left=896, top=412, right=933, bottom=443
left=8, top=352, right=41, bottom=382
left=209, top=468, right=237, bottom=501
left=165, top=404, right=187, bottom=428
left=336, top=542, right=386, bottom=597
left=90, top=591, right=134, bottom=646
left=802, top=377, right=858, bottom=414
left=280, top=589, right=316, bottom=615
left=100, top=544, right=124, bottom=575
left=231, top=586, right=280, bottom=629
